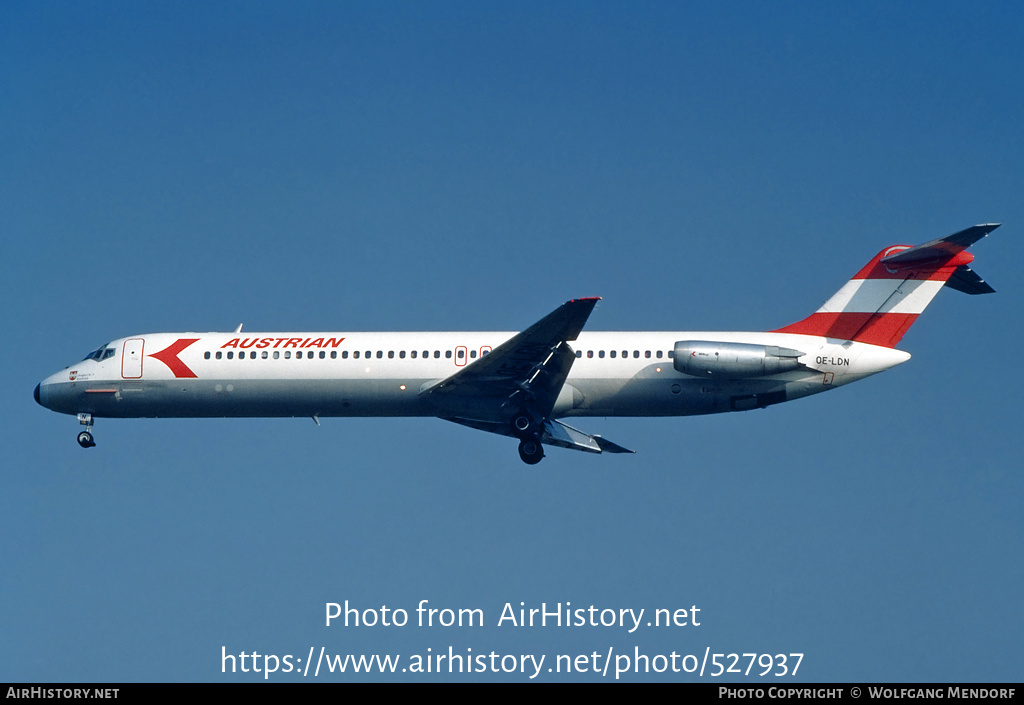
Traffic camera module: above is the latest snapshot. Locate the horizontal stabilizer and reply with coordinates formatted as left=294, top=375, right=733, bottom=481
left=945, top=265, right=995, bottom=295
left=880, top=223, right=1000, bottom=266
left=879, top=224, right=999, bottom=296
left=775, top=223, right=999, bottom=347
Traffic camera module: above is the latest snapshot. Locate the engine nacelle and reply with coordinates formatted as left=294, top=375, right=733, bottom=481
left=673, top=341, right=805, bottom=378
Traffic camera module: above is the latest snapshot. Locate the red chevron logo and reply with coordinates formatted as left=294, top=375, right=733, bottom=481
left=148, top=339, right=199, bottom=378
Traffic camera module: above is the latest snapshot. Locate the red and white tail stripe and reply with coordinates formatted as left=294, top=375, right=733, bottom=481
left=774, top=224, right=998, bottom=348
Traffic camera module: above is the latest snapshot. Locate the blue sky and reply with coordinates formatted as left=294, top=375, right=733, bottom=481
left=3, top=1, right=1022, bottom=682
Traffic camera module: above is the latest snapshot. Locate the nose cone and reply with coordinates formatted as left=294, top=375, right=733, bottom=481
left=36, top=372, right=83, bottom=415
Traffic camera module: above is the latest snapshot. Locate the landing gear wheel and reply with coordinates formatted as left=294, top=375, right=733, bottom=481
left=512, top=413, right=533, bottom=436
left=518, top=438, right=544, bottom=465
left=77, top=431, right=96, bottom=448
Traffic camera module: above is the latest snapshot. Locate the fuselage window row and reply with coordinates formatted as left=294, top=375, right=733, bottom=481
left=200, top=349, right=486, bottom=361
left=201, top=348, right=674, bottom=361
left=578, top=350, right=673, bottom=359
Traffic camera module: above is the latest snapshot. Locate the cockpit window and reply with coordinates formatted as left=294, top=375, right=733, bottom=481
left=82, top=345, right=116, bottom=362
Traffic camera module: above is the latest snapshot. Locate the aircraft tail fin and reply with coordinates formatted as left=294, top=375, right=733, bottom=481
left=773, top=224, right=999, bottom=348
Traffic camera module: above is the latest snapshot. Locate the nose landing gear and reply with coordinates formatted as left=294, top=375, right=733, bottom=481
left=77, top=413, right=96, bottom=448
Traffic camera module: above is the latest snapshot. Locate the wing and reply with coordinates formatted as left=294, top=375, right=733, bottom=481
left=443, top=416, right=635, bottom=455
left=422, top=297, right=600, bottom=421
left=424, top=297, right=634, bottom=456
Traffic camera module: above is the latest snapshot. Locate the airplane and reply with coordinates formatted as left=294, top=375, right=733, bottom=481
left=35, top=224, right=998, bottom=464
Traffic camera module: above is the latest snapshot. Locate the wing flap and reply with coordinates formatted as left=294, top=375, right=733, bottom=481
left=440, top=416, right=634, bottom=455
left=542, top=419, right=635, bottom=454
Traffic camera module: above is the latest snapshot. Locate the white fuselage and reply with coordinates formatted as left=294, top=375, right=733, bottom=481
left=33, top=225, right=996, bottom=460
left=36, top=330, right=910, bottom=422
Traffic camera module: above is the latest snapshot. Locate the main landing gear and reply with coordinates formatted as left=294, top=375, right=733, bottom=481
left=512, top=412, right=533, bottom=435
left=517, top=437, right=544, bottom=465
left=77, top=413, right=96, bottom=448
left=512, top=410, right=544, bottom=465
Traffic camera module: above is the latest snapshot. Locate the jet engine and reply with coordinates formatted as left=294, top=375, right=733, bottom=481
left=673, top=341, right=805, bottom=378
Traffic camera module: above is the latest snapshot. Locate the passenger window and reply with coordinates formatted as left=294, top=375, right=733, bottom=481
left=320, top=351, right=326, bottom=359
left=262, top=351, right=268, bottom=359
left=656, top=350, right=662, bottom=359
left=227, top=351, right=234, bottom=359
left=445, top=350, right=452, bottom=359
left=610, top=350, right=617, bottom=358
left=273, top=351, right=280, bottom=359
left=645, top=350, right=651, bottom=358
left=331, top=351, right=337, bottom=359
left=633, top=351, right=640, bottom=358
left=411, top=351, right=417, bottom=359
left=388, top=351, right=394, bottom=359
left=400, top=351, right=406, bottom=359
left=575, top=350, right=582, bottom=358
left=204, top=352, right=211, bottom=359
left=434, top=351, right=440, bottom=358
left=250, top=351, right=257, bottom=359
left=354, top=351, right=360, bottom=359
left=587, top=350, right=593, bottom=358
left=599, top=350, right=605, bottom=358
left=457, top=349, right=464, bottom=359
left=377, top=351, right=383, bottom=359
left=216, top=351, right=222, bottom=359
left=285, top=351, right=291, bottom=359
left=342, top=351, right=348, bottom=359
left=470, top=350, right=476, bottom=359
